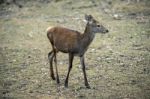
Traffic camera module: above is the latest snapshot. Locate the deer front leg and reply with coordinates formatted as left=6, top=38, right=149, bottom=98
left=65, top=53, right=74, bottom=88
left=80, top=56, right=90, bottom=89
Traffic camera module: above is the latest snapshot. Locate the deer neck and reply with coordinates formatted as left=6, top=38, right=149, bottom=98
left=83, top=23, right=95, bottom=43
left=81, top=23, right=96, bottom=50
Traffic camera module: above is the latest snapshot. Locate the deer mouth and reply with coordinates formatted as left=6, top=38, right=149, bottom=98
left=102, top=29, right=109, bottom=33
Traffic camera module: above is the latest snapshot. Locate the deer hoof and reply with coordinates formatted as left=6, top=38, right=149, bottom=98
left=51, top=76, right=56, bottom=80
left=86, top=85, right=91, bottom=89
left=56, top=79, right=60, bottom=84
left=64, top=83, right=68, bottom=88
left=85, top=84, right=91, bottom=89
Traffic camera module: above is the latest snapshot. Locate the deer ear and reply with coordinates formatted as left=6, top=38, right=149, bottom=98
left=85, top=14, right=93, bottom=22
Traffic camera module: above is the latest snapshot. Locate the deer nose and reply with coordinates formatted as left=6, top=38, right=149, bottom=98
left=106, top=30, right=109, bottom=32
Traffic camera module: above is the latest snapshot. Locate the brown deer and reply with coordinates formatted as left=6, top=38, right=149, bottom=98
left=47, top=15, right=109, bottom=88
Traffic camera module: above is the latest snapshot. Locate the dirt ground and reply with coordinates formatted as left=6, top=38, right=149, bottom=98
left=0, top=0, right=150, bottom=99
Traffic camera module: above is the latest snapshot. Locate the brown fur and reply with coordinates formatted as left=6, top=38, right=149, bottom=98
left=47, top=15, right=109, bottom=88
left=47, top=26, right=82, bottom=54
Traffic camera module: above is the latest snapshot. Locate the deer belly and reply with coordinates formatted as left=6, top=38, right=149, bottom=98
left=55, top=43, right=80, bottom=54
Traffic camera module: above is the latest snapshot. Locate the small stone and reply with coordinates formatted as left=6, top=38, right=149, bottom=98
left=113, top=14, right=122, bottom=20
left=13, top=59, right=16, bottom=62
left=28, top=55, right=31, bottom=58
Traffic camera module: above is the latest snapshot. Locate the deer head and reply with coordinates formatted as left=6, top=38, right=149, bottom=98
left=85, top=14, right=109, bottom=34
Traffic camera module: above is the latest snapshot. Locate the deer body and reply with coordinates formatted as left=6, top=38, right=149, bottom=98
left=47, top=15, right=109, bottom=88
left=47, top=26, right=95, bottom=56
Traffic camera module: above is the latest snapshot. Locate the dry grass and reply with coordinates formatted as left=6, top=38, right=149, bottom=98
left=0, top=0, right=150, bottom=99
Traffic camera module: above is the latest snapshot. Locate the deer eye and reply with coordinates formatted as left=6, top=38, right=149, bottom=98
left=97, top=25, right=100, bottom=27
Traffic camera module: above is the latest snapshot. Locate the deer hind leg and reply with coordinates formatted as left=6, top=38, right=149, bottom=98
left=48, top=51, right=55, bottom=80
left=54, top=51, right=60, bottom=84
left=65, top=53, right=74, bottom=88
left=80, top=56, right=90, bottom=89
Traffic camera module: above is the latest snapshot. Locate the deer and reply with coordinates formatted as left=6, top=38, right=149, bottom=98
left=47, top=14, right=109, bottom=88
